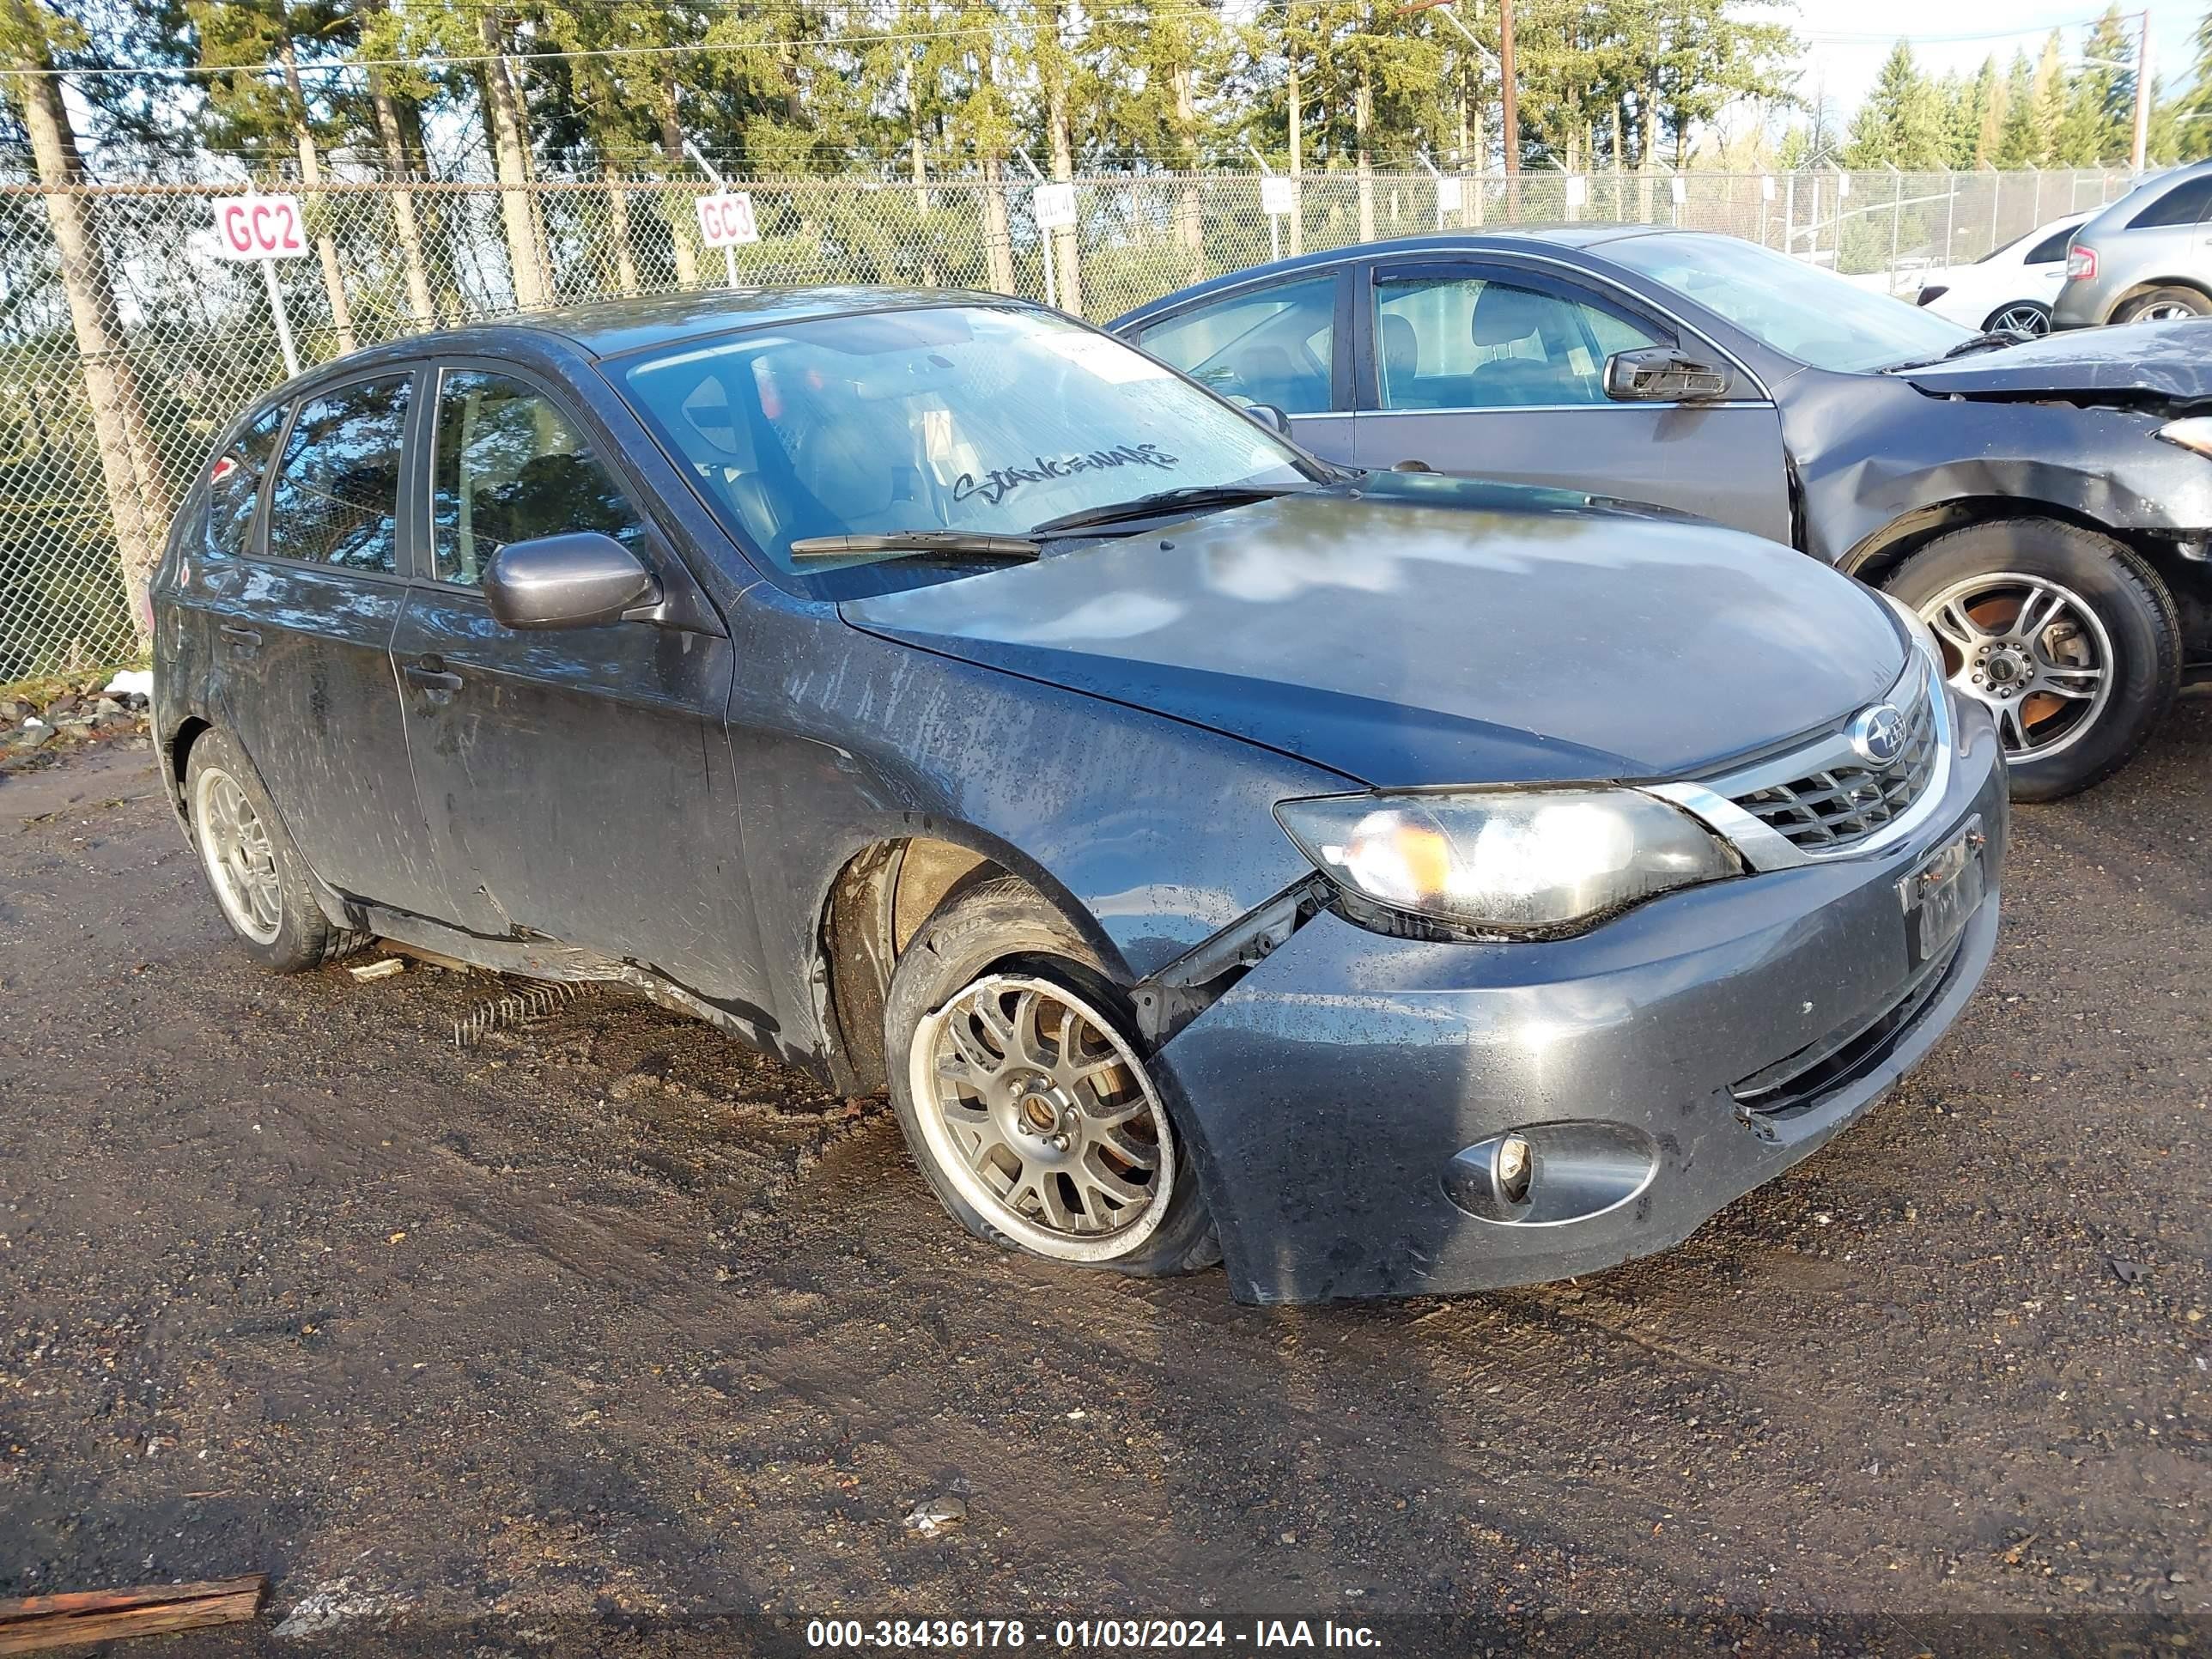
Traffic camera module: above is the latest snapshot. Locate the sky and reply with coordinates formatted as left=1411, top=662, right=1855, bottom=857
left=1771, top=0, right=2205, bottom=116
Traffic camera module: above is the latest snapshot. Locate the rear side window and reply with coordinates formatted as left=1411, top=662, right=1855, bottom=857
left=264, top=374, right=411, bottom=573
left=204, top=404, right=288, bottom=558
left=431, top=370, right=644, bottom=586
left=2128, top=176, right=2212, bottom=229
left=2023, top=225, right=2077, bottom=264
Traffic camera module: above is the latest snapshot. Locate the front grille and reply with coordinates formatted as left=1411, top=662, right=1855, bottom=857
left=1729, top=680, right=1938, bottom=854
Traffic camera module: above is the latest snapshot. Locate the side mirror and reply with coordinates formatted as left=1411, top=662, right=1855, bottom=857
left=1603, top=346, right=1729, bottom=403
left=1243, top=403, right=1294, bottom=437
left=483, top=532, right=659, bottom=630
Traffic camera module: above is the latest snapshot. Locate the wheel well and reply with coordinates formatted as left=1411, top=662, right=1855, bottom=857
left=167, top=715, right=212, bottom=814
left=817, top=838, right=1015, bottom=1095
left=1844, top=497, right=2185, bottom=592
left=2106, top=277, right=2212, bottom=322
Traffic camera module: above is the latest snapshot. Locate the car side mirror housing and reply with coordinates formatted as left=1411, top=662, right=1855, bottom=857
left=1243, top=403, right=1294, bottom=437
left=1604, top=346, right=1729, bottom=403
left=483, top=532, right=660, bottom=630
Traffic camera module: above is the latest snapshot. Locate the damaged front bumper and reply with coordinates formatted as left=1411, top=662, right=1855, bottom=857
left=1152, top=699, right=2008, bottom=1305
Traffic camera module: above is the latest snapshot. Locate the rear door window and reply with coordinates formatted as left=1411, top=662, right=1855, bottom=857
left=264, top=374, right=412, bottom=573
left=204, top=404, right=289, bottom=558
left=2128, top=176, right=2212, bottom=228
left=430, top=370, right=645, bottom=587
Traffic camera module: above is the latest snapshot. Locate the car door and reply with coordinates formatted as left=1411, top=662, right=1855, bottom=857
left=1346, top=257, right=1793, bottom=544
left=189, top=368, right=462, bottom=920
left=1120, top=270, right=1357, bottom=464
left=391, top=360, right=749, bottom=996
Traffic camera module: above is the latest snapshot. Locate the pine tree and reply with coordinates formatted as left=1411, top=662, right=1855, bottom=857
left=2057, top=6, right=2135, bottom=163
left=1844, top=41, right=1945, bottom=169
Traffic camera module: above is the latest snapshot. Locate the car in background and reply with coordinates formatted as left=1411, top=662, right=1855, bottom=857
left=2054, top=160, right=2212, bottom=326
left=1110, top=228, right=2212, bottom=800
left=1913, top=210, right=2090, bottom=336
left=152, top=288, right=2007, bottom=1305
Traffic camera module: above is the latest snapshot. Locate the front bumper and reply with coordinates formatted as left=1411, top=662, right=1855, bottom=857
left=1155, top=696, right=2008, bottom=1305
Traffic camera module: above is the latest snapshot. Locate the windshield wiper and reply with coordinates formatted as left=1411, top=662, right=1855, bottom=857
left=1883, top=331, right=2027, bottom=372
left=1029, top=483, right=1308, bottom=538
left=787, top=531, right=1040, bottom=562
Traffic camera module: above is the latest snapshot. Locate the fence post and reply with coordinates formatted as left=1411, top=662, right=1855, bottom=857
left=1888, top=162, right=1903, bottom=290
left=1943, top=171, right=1956, bottom=266
left=2028, top=163, right=2043, bottom=228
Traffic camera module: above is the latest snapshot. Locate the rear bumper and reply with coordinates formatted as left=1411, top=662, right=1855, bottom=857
left=1155, top=700, right=2008, bottom=1305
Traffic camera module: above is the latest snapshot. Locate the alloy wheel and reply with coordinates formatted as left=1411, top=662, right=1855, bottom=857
left=194, top=766, right=283, bottom=945
left=1988, top=303, right=2049, bottom=336
left=1918, top=572, right=2113, bottom=760
left=2136, top=299, right=2203, bottom=322
left=911, top=974, right=1175, bottom=1262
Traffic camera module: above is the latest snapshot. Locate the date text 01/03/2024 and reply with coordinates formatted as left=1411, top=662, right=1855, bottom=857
left=803, top=1618, right=1383, bottom=1649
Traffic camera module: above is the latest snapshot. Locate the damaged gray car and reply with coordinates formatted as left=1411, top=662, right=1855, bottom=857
left=1114, top=228, right=2212, bottom=799
left=151, top=289, right=2007, bottom=1304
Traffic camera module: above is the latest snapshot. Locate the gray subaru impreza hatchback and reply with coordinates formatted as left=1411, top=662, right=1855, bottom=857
left=151, top=288, right=2007, bottom=1304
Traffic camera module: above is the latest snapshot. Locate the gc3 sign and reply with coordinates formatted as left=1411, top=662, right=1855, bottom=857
left=211, top=194, right=307, bottom=261
left=695, top=191, right=761, bottom=248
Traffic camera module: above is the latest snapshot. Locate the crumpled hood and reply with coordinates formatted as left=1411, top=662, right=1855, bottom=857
left=838, top=475, right=1907, bottom=787
left=1899, top=319, right=2212, bottom=407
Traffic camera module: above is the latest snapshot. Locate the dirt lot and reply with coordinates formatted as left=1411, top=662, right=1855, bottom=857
left=3, top=706, right=2209, bottom=1657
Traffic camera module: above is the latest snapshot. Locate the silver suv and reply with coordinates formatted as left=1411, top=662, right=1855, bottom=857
left=2054, top=161, right=2212, bottom=327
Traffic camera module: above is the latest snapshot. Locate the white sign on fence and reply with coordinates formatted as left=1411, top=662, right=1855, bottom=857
left=1260, top=174, right=1296, bottom=216
left=1834, top=172, right=1850, bottom=199
left=1435, top=177, right=1463, bottom=214
left=1031, top=182, right=1078, bottom=229
left=695, top=191, right=760, bottom=248
left=1761, top=175, right=1776, bottom=201
left=211, top=194, right=307, bottom=261
left=1563, top=174, right=1587, bottom=210
left=1670, top=175, right=1686, bottom=205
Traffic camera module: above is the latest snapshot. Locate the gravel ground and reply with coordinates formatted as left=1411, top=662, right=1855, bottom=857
left=1, top=704, right=2208, bottom=1657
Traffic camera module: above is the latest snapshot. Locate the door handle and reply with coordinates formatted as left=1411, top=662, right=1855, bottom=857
left=218, top=623, right=262, bottom=647
left=403, top=664, right=464, bottom=694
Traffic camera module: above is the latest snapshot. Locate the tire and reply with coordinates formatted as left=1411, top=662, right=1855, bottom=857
left=883, top=876, right=1219, bottom=1277
left=185, top=727, right=370, bottom=971
left=1981, top=300, right=2051, bottom=337
left=1882, top=519, right=2180, bottom=802
left=2113, top=285, right=2212, bottom=324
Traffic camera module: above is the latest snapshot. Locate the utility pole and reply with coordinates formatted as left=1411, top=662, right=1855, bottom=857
left=1499, top=0, right=1518, bottom=190
left=2130, top=8, right=2151, bottom=173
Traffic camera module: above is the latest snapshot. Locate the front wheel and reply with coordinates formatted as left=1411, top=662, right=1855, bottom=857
left=1883, top=519, right=2180, bottom=801
left=883, top=877, right=1218, bottom=1277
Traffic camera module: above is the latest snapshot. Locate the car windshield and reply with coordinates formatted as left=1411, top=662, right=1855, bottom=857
left=616, top=304, right=1315, bottom=595
left=1603, top=233, right=1972, bottom=373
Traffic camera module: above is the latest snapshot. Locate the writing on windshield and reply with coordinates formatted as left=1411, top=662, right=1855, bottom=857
left=952, top=442, right=1180, bottom=508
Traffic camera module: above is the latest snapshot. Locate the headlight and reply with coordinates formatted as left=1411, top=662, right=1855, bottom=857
left=2156, top=416, right=2212, bottom=459
left=1274, top=787, right=1741, bottom=940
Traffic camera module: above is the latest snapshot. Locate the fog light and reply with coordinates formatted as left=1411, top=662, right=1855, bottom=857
left=1495, top=1133, right=1533, bottom=1205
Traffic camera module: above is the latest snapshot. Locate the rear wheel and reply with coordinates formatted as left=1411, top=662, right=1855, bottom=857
left=1982, top=300, right=2051, bottom=336
left=884, top=878, right=1218, bottom=1276
left=1883, top=519, right=2180, bottom=801
left=2114, top=286, right=2212, bottom=324
left=185, top=728, right=368, bottom=971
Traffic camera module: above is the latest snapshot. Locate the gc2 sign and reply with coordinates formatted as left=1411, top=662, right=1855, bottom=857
left=212, top=194, right=307, bottom=260
left=1030, top=182, right=1077, bottom=230
left=695, top=191, right=760, bottom=248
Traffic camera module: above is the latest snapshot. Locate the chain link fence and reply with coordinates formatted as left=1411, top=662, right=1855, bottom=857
left=0, top=162, right=2138, bottom=682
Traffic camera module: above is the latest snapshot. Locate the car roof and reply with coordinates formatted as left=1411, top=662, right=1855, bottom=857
left=500, top=284, right=1026, bottom=358
left=1107, top=224, right=1707, bottom=321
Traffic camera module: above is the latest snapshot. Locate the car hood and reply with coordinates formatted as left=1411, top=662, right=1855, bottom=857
left=1898, top=320, right=2212, bottom=408
left=837, top=476, right=1907, bottom=787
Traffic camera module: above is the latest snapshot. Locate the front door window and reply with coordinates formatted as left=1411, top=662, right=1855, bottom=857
left=1375, top=274, right=1665, bottom=410
left=431, top=370, right=646, bottom=586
